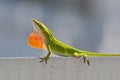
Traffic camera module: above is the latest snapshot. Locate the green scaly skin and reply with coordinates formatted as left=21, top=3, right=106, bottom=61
left=32, top=18, right=120, bottom=65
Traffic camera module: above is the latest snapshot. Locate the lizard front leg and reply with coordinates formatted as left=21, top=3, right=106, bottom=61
left=39, top=44, right=51, bottom=64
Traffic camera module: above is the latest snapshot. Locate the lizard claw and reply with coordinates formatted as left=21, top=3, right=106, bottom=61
left=39, top=57, right=48, bottom=64
left=82, top=56, right=90, bottom=66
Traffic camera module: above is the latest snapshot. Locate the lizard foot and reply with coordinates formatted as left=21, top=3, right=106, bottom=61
left=82, top=56, right=90, bottom=66
left=39, top=56, right=49, bottom=64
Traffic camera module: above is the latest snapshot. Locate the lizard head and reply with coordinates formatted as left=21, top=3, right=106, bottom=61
left=32, top=18, right=54, bottom=39
left=27, top=18, right=53, bottom=50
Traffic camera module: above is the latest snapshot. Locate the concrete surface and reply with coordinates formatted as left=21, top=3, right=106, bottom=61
left=0, top=57, right=120, bottom=80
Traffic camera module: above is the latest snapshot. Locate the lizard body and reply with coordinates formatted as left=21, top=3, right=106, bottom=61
left=27, top=18, right=120, bottom=65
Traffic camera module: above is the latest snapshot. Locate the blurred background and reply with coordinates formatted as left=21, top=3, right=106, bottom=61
left=0, top=0, right=120, bottom=57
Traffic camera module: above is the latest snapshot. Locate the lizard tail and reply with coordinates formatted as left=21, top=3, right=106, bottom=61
left=87, top=52, right=120, bottom=56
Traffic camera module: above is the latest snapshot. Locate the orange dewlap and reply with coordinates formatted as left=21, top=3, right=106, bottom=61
left=27, top=32, right=44, bottom=50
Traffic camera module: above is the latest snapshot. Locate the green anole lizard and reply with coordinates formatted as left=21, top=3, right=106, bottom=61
left=27, top=18, right=120, bottom=65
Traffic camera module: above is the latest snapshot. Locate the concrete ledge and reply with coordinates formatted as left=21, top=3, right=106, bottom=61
left=0, top=57, right=120, bottom=80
